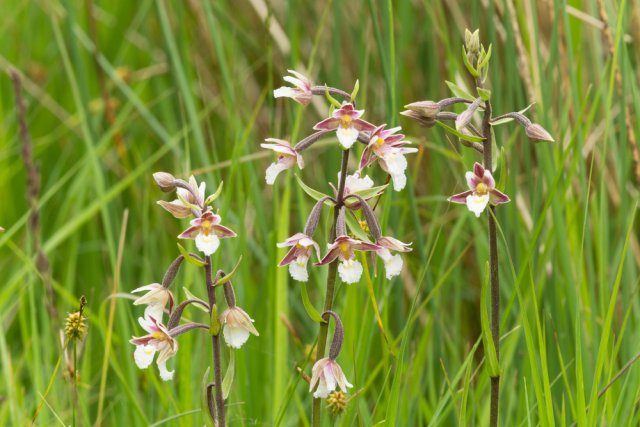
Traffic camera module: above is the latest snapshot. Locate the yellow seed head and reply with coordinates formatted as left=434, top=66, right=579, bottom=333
left=326, top=390, right=348, bottom=415
left=65, top=311, right=87, bottom=341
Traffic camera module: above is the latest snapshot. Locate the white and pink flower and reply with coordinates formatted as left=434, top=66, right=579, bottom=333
left=375, top=236, right=412, bottom=279
left=313, top=103, right=376, bottom=149
left=359, top=125, right=417, bottom=191
left=261, top=139, right=304, bottom=185
left=132, top=283, right=174, bottom=321
left=273, top=70, right=313, bottom=105
left=178, top=210, right=236, bottom=255
left=157, top=175, right=206, bottom=218
left=277, top=233, right=321, bottom=282
left=309, top=357, right=353, bottom=398
left=448, top=162, right=510, bottom=217
left=220, top=306, right=259, bottom=349
left=130, top=316, right=178, bottom=381
left=317, top=235, right=381, bottom=284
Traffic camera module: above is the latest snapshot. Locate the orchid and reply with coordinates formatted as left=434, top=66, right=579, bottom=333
left=130, top=316, right=178, bottom=381
left=313, top=103, right=376, bottom=149
left=132, top=283, right=174, bottom=321
left=277, top=233, right=321, bottom=282
left=317, top=235, right=381, bottom=284
left=375, top=236, right=412, bottom=279
left=359, top=125, right=417, bottom=191
left=448, top=162, right=510, bottom=217
left=261, top=139, right=304, bottom=185
left=220, top=306, right=259, bottom=349
left=334, top=172, right=378, bottom=210
left=157, top=175, right=205, bottom=218
left=178, top=210, right=237, bottom=255
left=273, top=70, right=313, bottom=105
left=309, top=357, right=353, bottom=398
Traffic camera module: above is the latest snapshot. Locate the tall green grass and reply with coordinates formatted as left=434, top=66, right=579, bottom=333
left=1, top=0, right=639, bottom=425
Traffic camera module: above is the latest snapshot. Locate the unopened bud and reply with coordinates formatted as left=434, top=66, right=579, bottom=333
left=326, top=391, right=348, bottom=415
left=526, top=123, right=554, bottom=143
left=153, top=172, right=177, bottom=192
left=400, top=110, right=436, bottom=128
left=465, top=29, right=480, bottom=56
left=404, top=100, right=440, bottom=120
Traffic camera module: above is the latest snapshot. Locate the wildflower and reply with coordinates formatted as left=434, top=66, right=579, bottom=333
left=335, top=172, right=379, bottom=210
left=130, top=316, right=178, bottom=381
left=261, top=139, right=304, bottom=185
left=220, top=306, right=259, bottom=349
left=313, top=103, right=376, bottom=149
left=309, top=357, right=353, bottom=398
left=273, top=70, right=313, bottom=105
left=448, top=162, right=510, bottom=217
left=178, top=210, right=236, bottom=256
left=525, top=123, right=554, bottom=142
left=317, top=235, right=381, bottom=284
left=277, top=233, right=321, bottom=282
left=403, top=100, right=440, bottom=120
left=376, top=236, right=412, bottom=279
left=132, top=283, right=174, bottom=321
left=158, top=175, right=206, bottom=218
left=359, top=125, right=418, bottom=191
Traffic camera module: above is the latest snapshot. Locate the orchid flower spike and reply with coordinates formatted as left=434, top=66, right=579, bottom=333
left=317, top=235, right=381, bottom=284
left=273, top=70, right=313, bottom=105
left=448, top=162, right=510, bottom=217
left=261, top=139, right=304, bottom=185
left=376, top=236, right=412, bottom=279
left=132, top=283, right=174, bottom=321
left=360, top=125, right=418, bottom=191
left=130, top=316, right=178, bottom=381
left=220, top=306, right=259, bottom=349
left=313, top=102, right=376, bottom=149
left=157, top=175, right=206, bottom=218
left=277, top=233, right=321, bottom=282
left=178, top=210, right=236, bottom=255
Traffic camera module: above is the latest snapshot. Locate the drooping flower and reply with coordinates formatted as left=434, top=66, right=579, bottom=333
left=130, top=316, right=178, bottom=381
left=313, top=103, right=376, bottom=149
left=273, top=70, right=313, bottom=105
left=260, top=139, right=304, bottom=185
left=359, top=125, right=417, bottom=191
left=220, top=306, right=259, bottom=349
left=277, top=233, right=321, bottom=282
left=132, top=283, right=174, bottom=321
left=317, top=235, right=381, bottom=284
left=157, top=175, right=206, bottom=218
left=309, top=357, right=353, bottom=398
left=375, top=236, right=412, bottom=279
left=448, top=162, right=510, bottom=217
left=178, top=210, right=236, bottom=255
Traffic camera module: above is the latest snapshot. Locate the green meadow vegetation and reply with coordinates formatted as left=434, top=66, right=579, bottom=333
left=1, top=0, right=640, bottom=425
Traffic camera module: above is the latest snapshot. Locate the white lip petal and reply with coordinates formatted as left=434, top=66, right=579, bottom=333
left=195, top=233, right=220, bottom=256
left=134, top=345, right=156, bottom=369
left=223, top=326, right=251, bottom=349
left=338, top=259, right=363, bottom=284
left=157, top=360, right=175, bottom=381
left=313, top=379, right=331, bottom=398
left=383, top=152, right=408, bottom=175
left=466, top=194, right=490, bottom=217
left=345, top=173, right=374, bottom=192
left=336, top=126, right=358, bottom=149
left=289, top=258, right=309, bottom=282
left=384, top=254, right=403, bottom=279
left=265, top=162, right=289, bottom=185
left=390, top=171, right=407, bottom=191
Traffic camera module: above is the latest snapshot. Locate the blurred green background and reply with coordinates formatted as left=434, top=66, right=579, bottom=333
left=1, top=0, right=640, bottom=425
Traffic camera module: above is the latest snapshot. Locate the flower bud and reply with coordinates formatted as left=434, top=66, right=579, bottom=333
left=153, top=172, right=177, bottom=192
left=525, top=123, right=554, bottom=142
left=465, top=29, right=480, bottom=56
left=326, top=390, right=348, bottom=415
left=400, top=110, right=436, bottom=128
left=404, top=100, right=440, bottom=120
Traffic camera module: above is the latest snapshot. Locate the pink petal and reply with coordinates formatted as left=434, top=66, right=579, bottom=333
left=316, top=247, right=341, bottom=266
left=473, top=162, right=485, bottom=178
left=490, top=189, right=510, bottom=205
left=278, top=247, right=299, bottom=266
left=313, top=117, right=340, bottom=131
left=448, top=190, right=473, bottom=204
left=213, top=224, right=237, bottom=238
left=178, top=225, right=200, bottom=239
left=352, top=119, right=377, bottom=132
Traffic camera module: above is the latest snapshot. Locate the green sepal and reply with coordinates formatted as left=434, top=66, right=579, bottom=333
left=324, top=85, right=342, bottom=109
left=215, top=256, right=243, bottom=287
left=350, top=79, right=360, bottom=102
left=462, top=45, right=479, bottom=77
left=177, top=243, right=206, bottom=267
left=204, top=181, right=224, bottom=206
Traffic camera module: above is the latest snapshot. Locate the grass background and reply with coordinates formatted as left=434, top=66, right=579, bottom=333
left=1, top=0, right=640, bottom=425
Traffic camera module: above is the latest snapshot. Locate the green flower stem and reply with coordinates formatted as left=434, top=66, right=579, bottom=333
left=205, top=256, right=226, bottom=427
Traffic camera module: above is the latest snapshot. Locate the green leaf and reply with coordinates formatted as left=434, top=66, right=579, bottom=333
left=204, top=181, right=224, bottom=206
left=324, top=85, right=342, bottom=108
left=177, top=243, right=206, bottom=267
left=301, top=282, right=326, bottom=323
left=210, top=304, right=221, bottom=336
left=481, top=262, right=500, bottom=377
left=435, top=121, right=485, bottom=143
left=350, top=79, right=360, bottom=102
left=201, top=367, right=214, bottom=427
left=183, top=287, right=209, bottom=312
left=214, top=256, right=243, bottom=287
left=222, top=350, right=235, bottom=399
left=477, top=87, right=491, bottom=101
left=345, top=211, right=371, bottom=242
left=351, top=184, right=388, bottom=200
left=461, top=45, right=479, bottom=77
left=295, top=174, right=334, bottom=205
left=445, top=80, right=475, bottom=101
left=476, top=44, right=492, bottom=71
